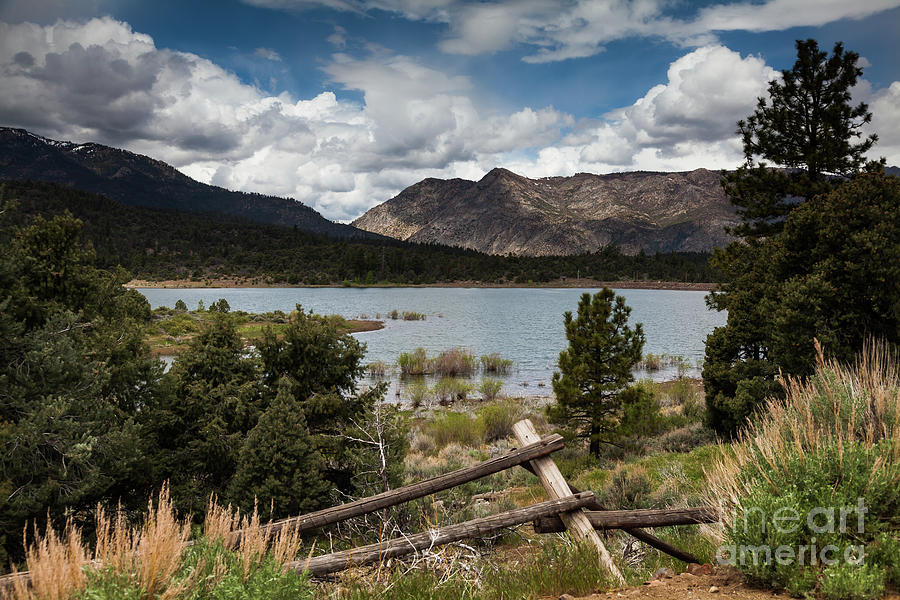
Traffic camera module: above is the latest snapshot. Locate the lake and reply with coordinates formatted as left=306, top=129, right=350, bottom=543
left=138, top=287, right=725, bottom=397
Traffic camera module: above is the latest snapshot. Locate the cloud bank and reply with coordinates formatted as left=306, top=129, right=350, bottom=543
left=0, top=16, right=896, bottom=222
left=242, top=0, right=900, bottom=62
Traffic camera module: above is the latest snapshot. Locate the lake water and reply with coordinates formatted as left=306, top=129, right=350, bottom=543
left=138, top=287, right=725, bottom=398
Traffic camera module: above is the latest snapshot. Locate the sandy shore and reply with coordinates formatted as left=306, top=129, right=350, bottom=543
left=126, top=278, right=718, bottom=292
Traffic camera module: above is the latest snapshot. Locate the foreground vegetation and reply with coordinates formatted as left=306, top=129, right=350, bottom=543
left=708, top=343, right=900, bottom=599
left=7, top=377, right=719, bottom=600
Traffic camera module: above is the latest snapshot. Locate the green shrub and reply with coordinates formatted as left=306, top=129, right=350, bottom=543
left=174, top=299, right=187, bottom=312
left=427, top=412, right=482, bottom=448
left=597, top=465, right=653, bottom=509
left=618, top=382, right=663, bottom=438
left=477, top=378, right=503, bottom=401
left=476, top=401, right=522, bottom=442
left=647, top=423, right=717, bottom=453
left=160, top=312, right=200, bottom=336
left=402, top=311, right=426, bottom=321
left=404, top=378, right=430, bottom=407
left=432, top=377, right=474, bottom=404
left=821, top=563, right=885, bottom=600
left=710, top=343, right=900, bottom=597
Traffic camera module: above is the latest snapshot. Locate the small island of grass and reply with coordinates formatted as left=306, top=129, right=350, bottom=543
left=146, top=300, right=383, bottom=356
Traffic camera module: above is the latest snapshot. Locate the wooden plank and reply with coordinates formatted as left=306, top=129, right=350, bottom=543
left=521, top=461, right=705, bottom=564
left=222, top=433, right=565, bottom=545
left=291, top=492, right=597, bottom=576
left=512, top=419, right=625, bottom=585
left=533, top=507, right=719, bottom=533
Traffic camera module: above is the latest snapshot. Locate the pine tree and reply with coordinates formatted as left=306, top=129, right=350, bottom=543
left=550, top=290, right=644, bottom=456
left=703, top=39, right=889, bottom=436
left=229, top=378, right=331, bottom=519
left=725, top=39, right=877, bottom=238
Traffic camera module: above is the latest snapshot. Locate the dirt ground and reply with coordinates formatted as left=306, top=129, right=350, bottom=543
left=552, top=565, right=900, bottom=600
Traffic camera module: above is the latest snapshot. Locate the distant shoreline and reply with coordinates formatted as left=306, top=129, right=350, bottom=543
left=126, top=278, right=718, bottom=291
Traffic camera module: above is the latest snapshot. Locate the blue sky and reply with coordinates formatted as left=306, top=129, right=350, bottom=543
left=1, top=0, right=898, bottom=221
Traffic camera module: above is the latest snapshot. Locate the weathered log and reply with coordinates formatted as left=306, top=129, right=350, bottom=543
left=532, top=507, right=719, bottom=533
left=521, top=461, right=706, bottom=564
left=227, top=433, right=565, bottom=544
left=512, top=419, right=626, bottom=585
left=290, top=492, right=597, bottom=576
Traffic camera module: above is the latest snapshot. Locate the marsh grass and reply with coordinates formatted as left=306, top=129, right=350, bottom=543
left=367, top=361, right=390, bottom=378
left=432, top=348, right=478, bottom=377
left=398, top=347, right=431, bottom=376
left=479, top=354, right=513, bottom=375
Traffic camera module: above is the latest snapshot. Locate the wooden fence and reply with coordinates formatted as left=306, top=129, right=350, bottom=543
left=0, top=419, right=718, bottom=590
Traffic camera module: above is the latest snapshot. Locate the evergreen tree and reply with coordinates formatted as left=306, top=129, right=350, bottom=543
left=229, top=378, right=330, bottom=519
left=725, top=39, right=878, bottom=238
left=703, top=39, right=890, bottom=436
left=257, top=306, right=378, bottom=491
left=155, top=313, right=261, bottom=515
left=549, top=290, right=644, bottom=455
left=0, top=206, right=160, bottom=563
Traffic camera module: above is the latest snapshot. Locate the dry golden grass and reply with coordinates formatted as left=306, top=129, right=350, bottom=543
left=10, top=518, right=88, bottom=600
left=4, top=485, right=307, bottom=599
left=705, top=340, right=900, bottom=542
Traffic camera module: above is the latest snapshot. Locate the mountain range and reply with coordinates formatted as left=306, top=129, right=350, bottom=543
left=3, top=126, right=748, bottom=256
left=0, top=127, right=376, bottom=240
left=353, top=167, right=739, bottom=256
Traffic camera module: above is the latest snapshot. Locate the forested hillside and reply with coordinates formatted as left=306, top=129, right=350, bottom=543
left=1, top=180, right=719, bottom=284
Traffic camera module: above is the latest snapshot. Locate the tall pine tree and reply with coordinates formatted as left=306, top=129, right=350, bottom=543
left=550, top=290, right=644, bottom=455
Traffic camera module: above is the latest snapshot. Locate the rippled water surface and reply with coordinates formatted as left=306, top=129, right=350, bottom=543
left=138, top=287, right=725, bottom=396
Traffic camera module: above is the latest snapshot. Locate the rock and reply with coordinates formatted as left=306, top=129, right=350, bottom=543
left=352, top=167, right=738, bottom=256
left=687, top=563, right=714, bottom=576
left=708, top=585, right=720, bottom=593
left=559, top=594, right=575, bottom=600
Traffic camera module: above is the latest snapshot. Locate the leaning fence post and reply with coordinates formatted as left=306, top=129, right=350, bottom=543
left=512, top=418, right=626, bottom=586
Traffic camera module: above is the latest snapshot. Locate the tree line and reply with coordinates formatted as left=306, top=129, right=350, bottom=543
left=0, top=179, right=719, bottom=285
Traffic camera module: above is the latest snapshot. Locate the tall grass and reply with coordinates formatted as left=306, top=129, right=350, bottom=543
left=706, top=340, right=900, bottom=597
left=7, top=488, right=310, bottom=600
left=479, top=354, right=513, bottom=375
left=398, top=347, right=431, bottom=376
left=432, top=348, right=477, bottom=377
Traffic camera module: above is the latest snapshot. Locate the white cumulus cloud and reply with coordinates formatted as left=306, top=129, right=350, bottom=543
left=1, top=17, right=896, bottom=224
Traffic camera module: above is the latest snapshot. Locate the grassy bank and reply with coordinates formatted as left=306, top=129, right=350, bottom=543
left=146, top=305, right=383, bottom=356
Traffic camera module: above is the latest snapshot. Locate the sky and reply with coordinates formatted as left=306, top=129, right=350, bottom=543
left=1, top=0, right=898, bottom=222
